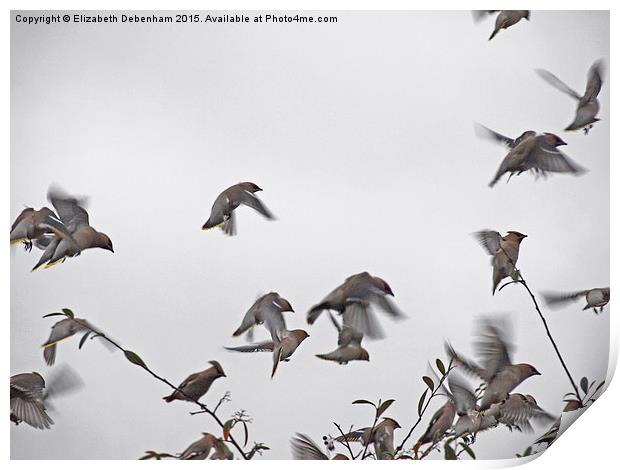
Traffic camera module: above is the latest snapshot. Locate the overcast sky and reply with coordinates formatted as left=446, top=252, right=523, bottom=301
left=11, top=10, right=609, bottom=460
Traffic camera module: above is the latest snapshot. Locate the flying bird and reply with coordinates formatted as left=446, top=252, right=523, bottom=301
left=202, top=182, right=274, bottom=236
left=32, top=186, right=114, bottom=271
left=446, top=317, right=541, bottom=410
left=290, top=433, right=349, bottom=460
left=474, top=230, right=528, bottom=294
left=417, top=400, right=457, bottom=446
left=479, top=128, right=586, bottom=187
left=490, top=393, right=555, bottom=433
left=232, top=292, right=295, bottom=341
left=163, top=361, right=226, bottom=403
left=307, top=272, right=404, bottom=339
left=366, top=418, right=401, bottom=460
left=316, top=323, right=369, bottom=364
left=42, top=317, right=93, bottom=366
left=226, top=329, right=309, bottom=378
left=10, top=206, right=68, bottom=251
left=536, top=61, right=604, bottom=134
left=473, top=11, right=530, bottom=41
left=542, top=287, right=610, bottom=314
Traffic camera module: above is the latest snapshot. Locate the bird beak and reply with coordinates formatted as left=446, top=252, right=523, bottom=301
left=107, top=247, right=115, bottom=253
left=557, top=139, right=567, bottom=146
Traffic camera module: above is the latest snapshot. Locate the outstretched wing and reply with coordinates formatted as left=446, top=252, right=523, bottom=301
left=536, top=69, right=581, bottom=100
left=291, top=433, right=329, bottom=460
left=474, top=230, right=502, bottom=256
left=238, top=191, right=274, bottom=220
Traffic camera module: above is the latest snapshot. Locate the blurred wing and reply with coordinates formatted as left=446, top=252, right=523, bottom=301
left=263, top=307, right=287, bottom=343
left=447, top=375, right=477, bottom=414
left=291, top=433, right=329, bottom=460
left=369, top=294, right=405, bottom=318
left=475, top=321, right=513, bottom=380
left=10, top=397, right=53, bottom=429
left=471, top=10, right=497, bottom=23
left=475, top=124, right=515, bottom=148
left=528, top=144, right=586, bottom=175
left=342, top=301, right=384, bottom=340
left=47, top=187, right=90, bottom=231
left=238, top=191, right=274, bottom=220
left=232, top=298, right=262, bottom=337
left=536, top=69, right=581, bottom=100
left=583, top=61, right=604, bottom=102
left=224, top=341, right=274, bottom=353
left=541, top=290, right=587, bottom=308
left=474, top=230, right=502, bottom=256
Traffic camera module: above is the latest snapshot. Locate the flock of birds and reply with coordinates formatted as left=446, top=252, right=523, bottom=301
left=10, top=10, right=610, bottom=460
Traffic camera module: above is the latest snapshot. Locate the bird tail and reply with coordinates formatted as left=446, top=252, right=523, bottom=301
left=271, top=347, right=283, bottom=379
left=488, top=28, right=499, bottom=40
left=307, top=304, right=328, bottom=325
left=162, top=394, right=175, bottom=403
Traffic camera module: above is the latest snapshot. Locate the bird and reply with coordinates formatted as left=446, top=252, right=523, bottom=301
left=163, top=361, right=226, bottom=403
left=10, top=206, right=68, bottom=252
left=179, top=432, right=226, bottom=460
left=42, top=317, right=93, bottom=366
left=307, top=272, right=404, bottom=339
left=225, top=329, right=309, bottom=378
left=482, top=130, right=585, bottom=187
left=536, top=61, right=604, bottom=134
left=11, top=366, right=84, bottom=429
left=202, top=182, right=274, bottom=236
left=32, top=186, right=114, bottom=271
left=474, top=230, right=528, bottom=294
left=10, top=372, right=54, bottom=429
left=490, top=393, right=555, bottom=433
left=447, top=373, right=499, bottom=437
left=366, top=418, right=401, bottom=460
left=232, top=292, right=295, bottom=342
left=533, top=416, right=561, bottom=448
left=416, top=400, right=456, bottom=446
left=446, top=317, right=541, bottom=410
left=473, top=11, right=530, bottom=41
left=542, top=287, right=610, bottom=314
left=290, top=433, right=349, bottom=460
left=316, top=323, right=369, bottom=364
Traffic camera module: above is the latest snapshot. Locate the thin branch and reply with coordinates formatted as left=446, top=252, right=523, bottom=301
left=72, top=319, right=251, bottom=460
left=333, top=422, right=356, bottom=460
left=361, top=412, right=379, bottom=460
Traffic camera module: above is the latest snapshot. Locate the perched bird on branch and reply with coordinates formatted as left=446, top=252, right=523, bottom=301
left=202, top=182, right=274, bottom=236
left=474, top=230, right=528, bottom=294
left=542, top=287, right=610, bottom=314
left=163, top=361, right=226, bottom=403
left=536, top=60, right=605, bottom=134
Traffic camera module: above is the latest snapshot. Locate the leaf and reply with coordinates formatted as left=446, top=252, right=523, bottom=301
left=124, top=350, right=147, bottom=369
left=444, top=443, right=457, bottom=460
left=436, top=358, right=446, bottom=375
left=62, top=308, right=75, bottom=319
left=43, top=312, right=67, bottom=318
left=423, top=376, right=435, bottom=391
left=223, top=418, right=234, bottom=440
left=580, top=377, right=588, bottom=394
left=460, top=442, right=475, bottom=459
left=417, top=390, right=428, bottom=416
left=242, top=421, right=249, bottom=447
left=376, top=399, right=395, bottom=417
left=78, top=331, right=91, bottom=349
left=352, top=399, right=376, bottom=408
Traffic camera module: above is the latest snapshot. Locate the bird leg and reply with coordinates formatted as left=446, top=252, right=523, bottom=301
left=22, top=239, right=33, bottom=252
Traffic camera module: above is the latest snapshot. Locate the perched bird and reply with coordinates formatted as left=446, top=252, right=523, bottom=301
left=225, top=329, right=309, bottom=378
left=307, top=272, right=404, bottom=339
left=446, top=317, right=541, bottom=410
left=32, top=187, right=114, bottom=271
left=290, top=433, right=349, bottom=460
left=10, top=372, right=53, bottom=429
left=316, top=324, right=369, bottom=364
left=11, top=366, right=84, bottom=429
left=232, top=292, right=295, bottom=341
left=533, top=417, right=561, bottom=448
left=417, top=400, right=456, bottom=445
left=473, top=11, right=530, bottom=41
left=474, top=230, right=528, bottom=294
left=178, top=433, right=225, bottom=460
left=482, top=131, right=585, bottom=187
left=366, top=418, right=401, bottom=460
left=542, top=287, right=610, bottom=314
left=536, top=61, right=604, bottom=134
left=202, top=182, right=274, bottom=236
left=42, top=317, right=92, bottom=366
left=163, top=361, right=226, bottom=403
left=10, top=206, right=68, bottom=251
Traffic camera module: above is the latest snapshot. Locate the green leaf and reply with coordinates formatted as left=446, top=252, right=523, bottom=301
left=124, top=350, right=147, bottom=368
left=78, top=331, right=91, bottom=349
left=352, top=399, right=376, bottom=408
left=43, top=312, right=66, bottom=318
left=417, top=390, right=428, bottom=416
left=436, top=358, right=446, bottom=375
left=444, top=443, right=457, bottom=460
left=376, top=399, right=395, bottom=417
left=423, top=376, right=435, bottom=391
left=242, top=421, right=249, bottom=447
left=580, top=377, right=588, bottom=394
left=460, top=442, right=475, bottom=459
left=62, top=308, right=75, bottom=319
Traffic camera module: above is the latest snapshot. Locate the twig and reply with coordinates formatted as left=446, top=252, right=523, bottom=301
left=395, top=361, right=455, bottom=454
left=333, top=422, right=356, bottom=460
left=73, top=319, right=251, bottom=460
left=361, top=413, right=379, bottom=460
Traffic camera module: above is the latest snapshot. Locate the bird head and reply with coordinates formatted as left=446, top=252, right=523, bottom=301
left=543, top=133, right=567, bottom=147
left=383, top=418, right=402, bottom=430
left=240, top=182, right=263, bottom=193
left=518, top=363, right=541, bottom=379
left=359, top=348, right=370, bottom=361
left=209, top=360, right=227, bottom=378
left=507, top=231, right=528, bottom=241
left=95, top=232, right=114, bottom=252
left=374, top=277, right=395, bottom=296
left=524, top=11, right=531, bottom=20
left=272, top=296, right=295, bottom=313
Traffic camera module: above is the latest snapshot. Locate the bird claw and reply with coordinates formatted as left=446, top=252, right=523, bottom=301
left=22, top=239, right=33, bottom=252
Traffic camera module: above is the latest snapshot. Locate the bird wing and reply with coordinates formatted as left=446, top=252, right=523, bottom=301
left=536, top=69, right=581, bottom=100
left=542, top=290, right=588, bottom=307
left=445, top=342, right=487, bottom=381
left=10, top=396, right=53, bottom=429
left=447, top=374, right=477, bottom=414
left=48, top=187, right=90, bottom=231
left=335, top=429, right=367, bottom=443
left=499, top=395, right=555, bottom=428
left=232, top=297, right=263, bottom=337
left=475, top=124, right=515, bottom=148
left=342, top=300, right=385, bottom=340
left=471, top=10, right=497, bottom=23
left=338, top=325, right=364, bottom=347
left=10, top=373, right=46, bottom=396
left=263, top=306, right=287, bottom=343
left=583, top=60, right=604, bottom=103
left=527, top=142, right=586, bottom=174
left=291, top=433, right=329, bottom=460
left=474, top=230, right=502, bottom=256
left=475, top=321, right=513, bottom=381
left=238, top=190, right=274, bottom=219
left=224, top=341, right=275, bottom=353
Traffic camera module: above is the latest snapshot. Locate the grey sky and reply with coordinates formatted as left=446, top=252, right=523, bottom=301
left=11, top=10, right=609, bottom=460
